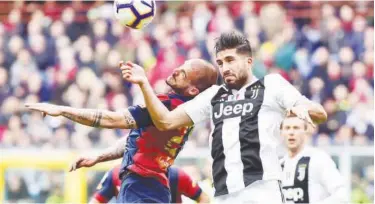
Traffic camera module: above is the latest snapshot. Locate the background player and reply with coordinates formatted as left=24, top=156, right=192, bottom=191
left=120, top=31, right=328, bottom=203
left=26, top=58, right=218, bottom=203
left=280, top=116, right=348, bottom=204
left=90, top=165, right=209, bottom=203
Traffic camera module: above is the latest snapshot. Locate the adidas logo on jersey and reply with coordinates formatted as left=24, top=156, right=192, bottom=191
left=213, top=100, right=254, bottom=119
left=283, top=187, right=304, bottom=202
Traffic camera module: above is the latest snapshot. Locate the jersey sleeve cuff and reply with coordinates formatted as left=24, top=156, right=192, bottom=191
left=127, top=106, right=147, bottom=127
left=191, top=188, right=202, bottom=201
left=93, top=193, right=109, bottom=203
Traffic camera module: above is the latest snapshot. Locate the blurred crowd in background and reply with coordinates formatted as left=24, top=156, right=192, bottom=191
left=0, top=1, right=373, bottom=203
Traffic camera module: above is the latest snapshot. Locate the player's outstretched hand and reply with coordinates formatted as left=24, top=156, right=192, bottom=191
left=119, top=61, right=147, bottom=85
left=25, top=103, right=63, bottom=117
left=69, top=155, right=99, bottom=172
left=287, top=106, right=316, bottom=128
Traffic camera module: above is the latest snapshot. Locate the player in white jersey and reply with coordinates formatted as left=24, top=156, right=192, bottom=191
left=280, top=116, right=348, bottom=204
left=120, top=31, right=328, bottom=203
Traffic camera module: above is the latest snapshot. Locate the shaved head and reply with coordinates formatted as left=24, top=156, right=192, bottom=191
left=166, top=58, right=218, bottom=97
left=188, top=59, right=218, bottom=92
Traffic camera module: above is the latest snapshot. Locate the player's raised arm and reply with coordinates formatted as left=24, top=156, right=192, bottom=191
left=269, top=74, right=327, bottom=126
left=25, top=103, right=138, bottom=129
left=120, top=61, right=192, bottom=130
left=120, top=60, right=217, bottom=131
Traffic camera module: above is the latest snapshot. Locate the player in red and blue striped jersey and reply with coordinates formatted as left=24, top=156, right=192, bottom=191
left=90, top=165, right=209, bottom=203
left=27, top=59, right=218, bottom=203
left=115, top=60, right=216, bottom=203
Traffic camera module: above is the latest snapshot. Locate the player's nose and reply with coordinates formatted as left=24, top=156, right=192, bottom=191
left=222, top=64, right=230, bottom=72
left=223, top=69, right=231, bottom=77
left=173, top=70, right=180, bottom=77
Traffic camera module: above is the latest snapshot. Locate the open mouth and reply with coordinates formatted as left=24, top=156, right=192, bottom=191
left=288, top=138, right=296, bottom=143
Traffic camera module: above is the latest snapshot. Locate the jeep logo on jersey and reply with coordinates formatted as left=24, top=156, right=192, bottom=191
left=283, top=187, right=304, bottom=202
left=213, top=100, right=254, bottom=120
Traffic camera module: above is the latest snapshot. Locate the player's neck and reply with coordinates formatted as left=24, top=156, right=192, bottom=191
left=234, top=74, right=255, bottom=90
left=244, top=74, right=255, bottom=87
left=288, top=145, right=304, bottom=158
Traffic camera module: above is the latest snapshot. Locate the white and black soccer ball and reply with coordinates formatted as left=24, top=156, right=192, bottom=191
left=113, top=0, right=156, bottom=29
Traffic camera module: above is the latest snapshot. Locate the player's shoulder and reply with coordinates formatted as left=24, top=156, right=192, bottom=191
left=307, top=146, right=328, bottom=155
left=172, top=167, right=194, bottom=183
left=192, top=84, right=222, bottom=100
left=307, top=146, right=333, bottom=162
left=167, top=167, right=180, bottom=180
left=263, top=73, right=288, bottom=86
left=264, top=73, right=284, bottom=79
left=205, top=84, right=222, bottom=93
left=172, top=167, right=188, bottom=178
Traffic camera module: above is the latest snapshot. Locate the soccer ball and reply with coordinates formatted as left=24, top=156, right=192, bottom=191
left=113, top=0, right=156, bottom=29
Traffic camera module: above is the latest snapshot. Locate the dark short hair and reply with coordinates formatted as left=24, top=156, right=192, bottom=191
left=214, top=31, right=252, bottom=57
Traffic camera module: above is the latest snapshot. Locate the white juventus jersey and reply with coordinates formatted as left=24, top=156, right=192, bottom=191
left=280, top=146, right=347, bottom=204
left=182, top=74, right=308, bottom=197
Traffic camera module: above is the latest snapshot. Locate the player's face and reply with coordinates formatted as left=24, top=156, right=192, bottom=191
left=216, top=48, right=252, bottom=90
left=166, top=61, right=195, bottom=94
left=281, top=117, right=307, bottom=152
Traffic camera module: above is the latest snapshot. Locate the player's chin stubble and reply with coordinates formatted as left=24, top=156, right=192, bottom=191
left=166, top=78, right=185, bottom=94
left=224, top=76, right=248, bottom=90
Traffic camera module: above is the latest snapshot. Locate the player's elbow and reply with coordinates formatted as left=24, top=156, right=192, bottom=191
left=320, top=110, right=328, bottom=123
left=315, top=105, right=328, bottom=124
left=309, top=103, right=328, bottom=124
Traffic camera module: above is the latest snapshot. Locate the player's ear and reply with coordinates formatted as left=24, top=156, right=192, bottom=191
left=247, top=57, right=253, bottom=65
left=188, top=87, right=199, bottom=96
